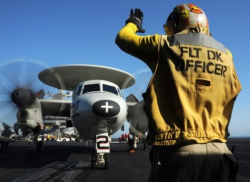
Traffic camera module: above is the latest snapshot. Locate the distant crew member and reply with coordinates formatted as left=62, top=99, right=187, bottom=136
left=0, top=126, right=12, bottom=154
left=137, top=133, right=142, bottom=144
left=125, top=133, right=128, bottom=142
left=119, top=136, right=122, bottom=143
left=128, top=136, right=135, bottom=153
left=121, top=134, right=125, bottom=142
left=142, top=133, right=148, bottom=151
left=47, top=134, right=50, bottom=142
left=133, top=135, right=139, bottom=149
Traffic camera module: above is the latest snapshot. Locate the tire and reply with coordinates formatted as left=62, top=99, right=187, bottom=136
left=91, top=161, right=96, bottom=170
left=104, top=153, right=109, bottom=169
left=63, top=139, right=66, bottom=142
left=91, top=154, right=97, bottom=170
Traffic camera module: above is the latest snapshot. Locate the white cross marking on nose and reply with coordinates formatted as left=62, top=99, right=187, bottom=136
left=101, top=102, right=113, bottom=113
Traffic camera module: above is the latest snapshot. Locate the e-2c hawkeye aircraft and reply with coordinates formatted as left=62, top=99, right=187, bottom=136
left=10, top=64, right=147, bottom=169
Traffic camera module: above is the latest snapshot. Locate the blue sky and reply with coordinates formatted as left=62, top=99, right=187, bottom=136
left=0, top=0, right=249, bottom=138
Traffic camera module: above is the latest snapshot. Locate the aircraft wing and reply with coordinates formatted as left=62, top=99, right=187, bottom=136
left=40, top=99, right=71, bottom=117
left=126, top=94, right=148, bottom=135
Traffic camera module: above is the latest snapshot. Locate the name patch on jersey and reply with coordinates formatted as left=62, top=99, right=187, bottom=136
left=177, top=46, right=227, bottom=77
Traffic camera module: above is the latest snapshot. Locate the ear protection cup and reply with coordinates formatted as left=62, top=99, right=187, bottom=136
left=164, top=21, right=176, bottom=35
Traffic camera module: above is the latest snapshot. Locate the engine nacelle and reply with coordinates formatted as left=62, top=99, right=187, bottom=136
left=127, top=100, right=148, bottom=135
left=14, top=98, right=44, bottom=136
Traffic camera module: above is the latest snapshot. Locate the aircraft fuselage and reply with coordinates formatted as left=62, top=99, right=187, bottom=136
left=71, top=80, right=127, bottom=139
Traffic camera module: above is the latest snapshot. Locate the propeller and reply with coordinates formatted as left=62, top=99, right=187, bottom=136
left=123, top=68, right=152, bottom=101
left=123, top=68, right=152, bottom=135
left=0, top=59, right=50, bottom=136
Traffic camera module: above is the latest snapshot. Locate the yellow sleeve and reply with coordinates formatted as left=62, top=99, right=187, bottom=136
left=115, top=23, right=159, bottom=71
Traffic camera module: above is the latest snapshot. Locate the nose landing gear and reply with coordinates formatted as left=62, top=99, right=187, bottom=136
left=91, top=133, right=110, bottom=170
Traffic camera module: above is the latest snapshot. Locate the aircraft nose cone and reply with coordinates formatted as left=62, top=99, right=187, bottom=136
left=92, top=100, right=120, bottom=117
left=11, top=88, right=35, bottom=107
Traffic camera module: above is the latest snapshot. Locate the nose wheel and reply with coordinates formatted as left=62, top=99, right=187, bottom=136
left=104, top=153, right=109, bottom=169
left=91, top=153, right=97, bottom=170
left=91, top=153, right=110, bottom=170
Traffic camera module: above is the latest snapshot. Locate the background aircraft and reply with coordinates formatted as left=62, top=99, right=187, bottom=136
left=1, top=62, right=148, bottom=169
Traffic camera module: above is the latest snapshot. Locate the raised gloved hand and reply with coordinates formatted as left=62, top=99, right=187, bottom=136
left=125, top=9, right=145, bottom=33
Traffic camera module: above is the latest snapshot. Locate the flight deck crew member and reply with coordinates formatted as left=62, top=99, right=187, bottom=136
left=116, top=3, right=242, bottom=182
left=0, top=126, right=12, bottom=154
left=142, top=133, right=148, bottom=151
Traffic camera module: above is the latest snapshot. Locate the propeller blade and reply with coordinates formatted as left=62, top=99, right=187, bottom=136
left=29, top=79, right=44, bottom=95
left=123, top=69, right=151, bottom=100
left=0, top=102, right=16, bottom=118
left=18, top=60, right=28, bottom=88
left=0, top=72, right=17, bottom=93
left=0, top=95, right=12, bottom=102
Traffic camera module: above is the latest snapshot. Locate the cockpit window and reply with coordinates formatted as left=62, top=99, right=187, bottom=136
left=76, top=85, right=82, bottom=96
left=82, top=84, right=100, bottom=94
left=117, top=88, right=123, bottom=98
left=103, top=84, right=118, bottom=95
